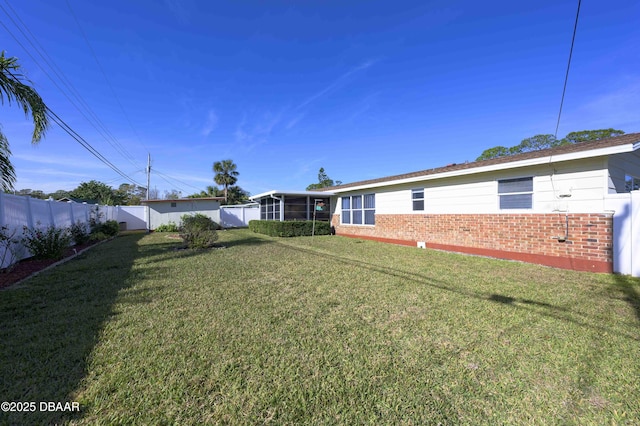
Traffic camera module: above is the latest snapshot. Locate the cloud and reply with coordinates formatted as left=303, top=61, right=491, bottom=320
left=164, top=0, right=192, bottom=25
left=201, top=110, right=219, bottom=137
left=13, top=153, right=109, bottom=169
left=231, top=60, right=378, bottom=145
left=234, top=110, right=283, bottom=150
left=285, top=112, right=306, bottom=130
left=296, top=59, right=378, bottom=111
left=562, top=80, right=640, bottom=132
left=345, top=91, right=381, bottom=123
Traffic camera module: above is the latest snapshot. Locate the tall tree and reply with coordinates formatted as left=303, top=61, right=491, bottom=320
left=188, top=184, right=249, bottom=205
left=563, top=128, right=624, bottom=144
left=117, top=183, right=147, bottom=205
left=163, top=189, right=182, bottom=200
left=69, top=180, right=126, bottom=205
left=515, top=134, right=561, bottom=152
left=475, top=146, right=512, bottom=161
left=188, top=185, right=222, bottom=199
left=0, top=51, right=50, bottom=191
left=476, top=129, right=626, bottom=161
left=306, top=167, right=342, bottom=190
left=213, top=159, right=239, bottom=202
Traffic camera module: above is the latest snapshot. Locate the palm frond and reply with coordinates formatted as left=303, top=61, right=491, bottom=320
left=0, top=129, right=16, bottom=191
left=0, top=51, right=50, bottom=144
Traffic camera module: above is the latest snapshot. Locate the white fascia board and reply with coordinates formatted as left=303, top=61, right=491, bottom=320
left=249, top=190, right=335, bottom=200
left=331, top=143, right=637, bottom=194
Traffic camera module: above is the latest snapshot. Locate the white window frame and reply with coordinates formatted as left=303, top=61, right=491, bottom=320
left=412, top=188, right=424, bottom=211
left=341, top=194, right=375, bottom=225
left=498, top=177, right=533, bottom=210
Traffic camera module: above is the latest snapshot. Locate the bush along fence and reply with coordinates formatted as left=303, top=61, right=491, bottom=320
left=249, top=220, right=331, bottom=237
left=0, top=192, right=120, bottom=270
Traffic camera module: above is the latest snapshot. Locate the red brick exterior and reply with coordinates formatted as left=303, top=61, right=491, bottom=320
left=331, top=213, right=613, bottom=273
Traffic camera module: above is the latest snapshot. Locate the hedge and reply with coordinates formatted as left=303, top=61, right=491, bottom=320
left=248, top=220, right=331, bottom=237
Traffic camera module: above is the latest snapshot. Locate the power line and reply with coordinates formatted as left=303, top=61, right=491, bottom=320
left=153, top=168, right=204, bottom=194
left=0, top=0, right=144, bottom=170
left=46, top=107, right=145, bottom=186
left=554, top=0, right=581, bottom=139
left=2, top=54, right=143, bottom=186
left=65, top=0, right=151, bottom=154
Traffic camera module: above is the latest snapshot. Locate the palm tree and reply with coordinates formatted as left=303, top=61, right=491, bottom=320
left=0, top=51, right=49, bottom=191
left=213, top=159, right=239, bottom=203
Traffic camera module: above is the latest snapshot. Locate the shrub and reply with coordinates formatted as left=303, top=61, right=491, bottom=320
left=89, top=231, right=109, bottom=242
left=1, top=226, right=21, bottom=272
left=90, top=220, right=119, bottom=239
left=155, top=222, right=180, bottom=232
left=101, top=220, right=120, bottom=237
left=248, top=220, right=331, bottom=237
left=70, top=221, right=91, bottom=245
left=179, top=214, right=219, bottom=249
left=22, top=225, right=72, bottom=260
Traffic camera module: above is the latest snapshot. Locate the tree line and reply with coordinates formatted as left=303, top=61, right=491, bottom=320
left=476, top=129, right=625, bottom=161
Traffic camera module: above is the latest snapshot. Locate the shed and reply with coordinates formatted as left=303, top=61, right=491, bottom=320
left=141, top=197, right=224, bottom=230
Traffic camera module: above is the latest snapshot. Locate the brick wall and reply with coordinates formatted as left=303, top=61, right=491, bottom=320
left=331, top=213, right=613, bottom=273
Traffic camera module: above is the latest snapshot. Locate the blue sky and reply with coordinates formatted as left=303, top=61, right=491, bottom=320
left=2, top=0, right=639, bottom=197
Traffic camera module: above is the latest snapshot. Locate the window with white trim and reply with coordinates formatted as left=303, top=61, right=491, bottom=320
left=412, top=188, right=424, bottom=211
left=260, top=198, right=280, bottom=220
left=341, top=197, right=351, bottom=224
left=364, top=194, right=375, bottom=224
left=498, top=177, right=533, bottom=209
left=341, top=194, right=375, bottom=225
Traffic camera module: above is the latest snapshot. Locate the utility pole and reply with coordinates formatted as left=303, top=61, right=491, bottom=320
left=146, top=153, right=151, bottom=232
left=146, top=153, right=151, bottom=201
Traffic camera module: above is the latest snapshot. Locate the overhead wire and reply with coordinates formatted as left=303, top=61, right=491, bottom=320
left=1, top=37, right=144, bottom=186
left=0, top=0, right=144, bottom=170
left=45, top=106, right=145, bottom=186
left=65, top=0, right=151, bottom=155
left=554, top=0, right=582, bottom=139
left=152, top=168, right=204, bottom=194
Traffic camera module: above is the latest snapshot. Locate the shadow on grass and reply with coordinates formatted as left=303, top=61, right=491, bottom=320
left=280, top=240, right=640, bottom=341
left=612, top=273, right=640, bottom=324
left=222, top=233, right=271, bottom=248
left=0, top=232, right=165, bottom=424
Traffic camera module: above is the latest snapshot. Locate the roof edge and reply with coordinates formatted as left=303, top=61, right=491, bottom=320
left=327, top=132, right=640, bottom=192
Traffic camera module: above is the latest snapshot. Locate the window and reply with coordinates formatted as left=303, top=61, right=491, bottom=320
left=260, top=198, right=280, bottom=220
left=498, top=177, right=533, bottom=209
left=341, top=197, right=351, bottom=224
left=412, top=188, right=424, bottom=211
left=625, top=174, right=640, bottom=192
left=352, top=195, right=363, bottom=224
left=364, top=194, right=375, bottom=224
left=341, top=194, right=375, bottom=225
left=170, top=202, right=177, bottom=208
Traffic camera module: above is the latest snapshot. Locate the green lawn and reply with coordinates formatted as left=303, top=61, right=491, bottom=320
left=1, top=229, right=639, bottom=425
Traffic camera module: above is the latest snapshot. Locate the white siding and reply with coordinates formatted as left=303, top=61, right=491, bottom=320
left=334, top=157, right=616, bottom=215
left=609, top=150, right=640, bottom=193
left=148, top=200, right=221, bottom=229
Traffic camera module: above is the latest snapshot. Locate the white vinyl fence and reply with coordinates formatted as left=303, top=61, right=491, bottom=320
left=0, top=193, right=146, bottom=269
left=605, top=190, right=640, bottom=277
left=220, top=204, right=260, bottom=228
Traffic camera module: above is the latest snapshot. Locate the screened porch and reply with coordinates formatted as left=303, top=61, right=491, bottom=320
left=249, top=191, right=334, bottom=222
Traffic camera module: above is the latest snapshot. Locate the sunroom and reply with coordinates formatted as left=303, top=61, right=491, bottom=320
left=249, top=190, right=334, bottom=221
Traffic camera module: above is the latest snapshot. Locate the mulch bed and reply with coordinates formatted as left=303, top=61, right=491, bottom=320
left=0, top=241, right=99, bottom=290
